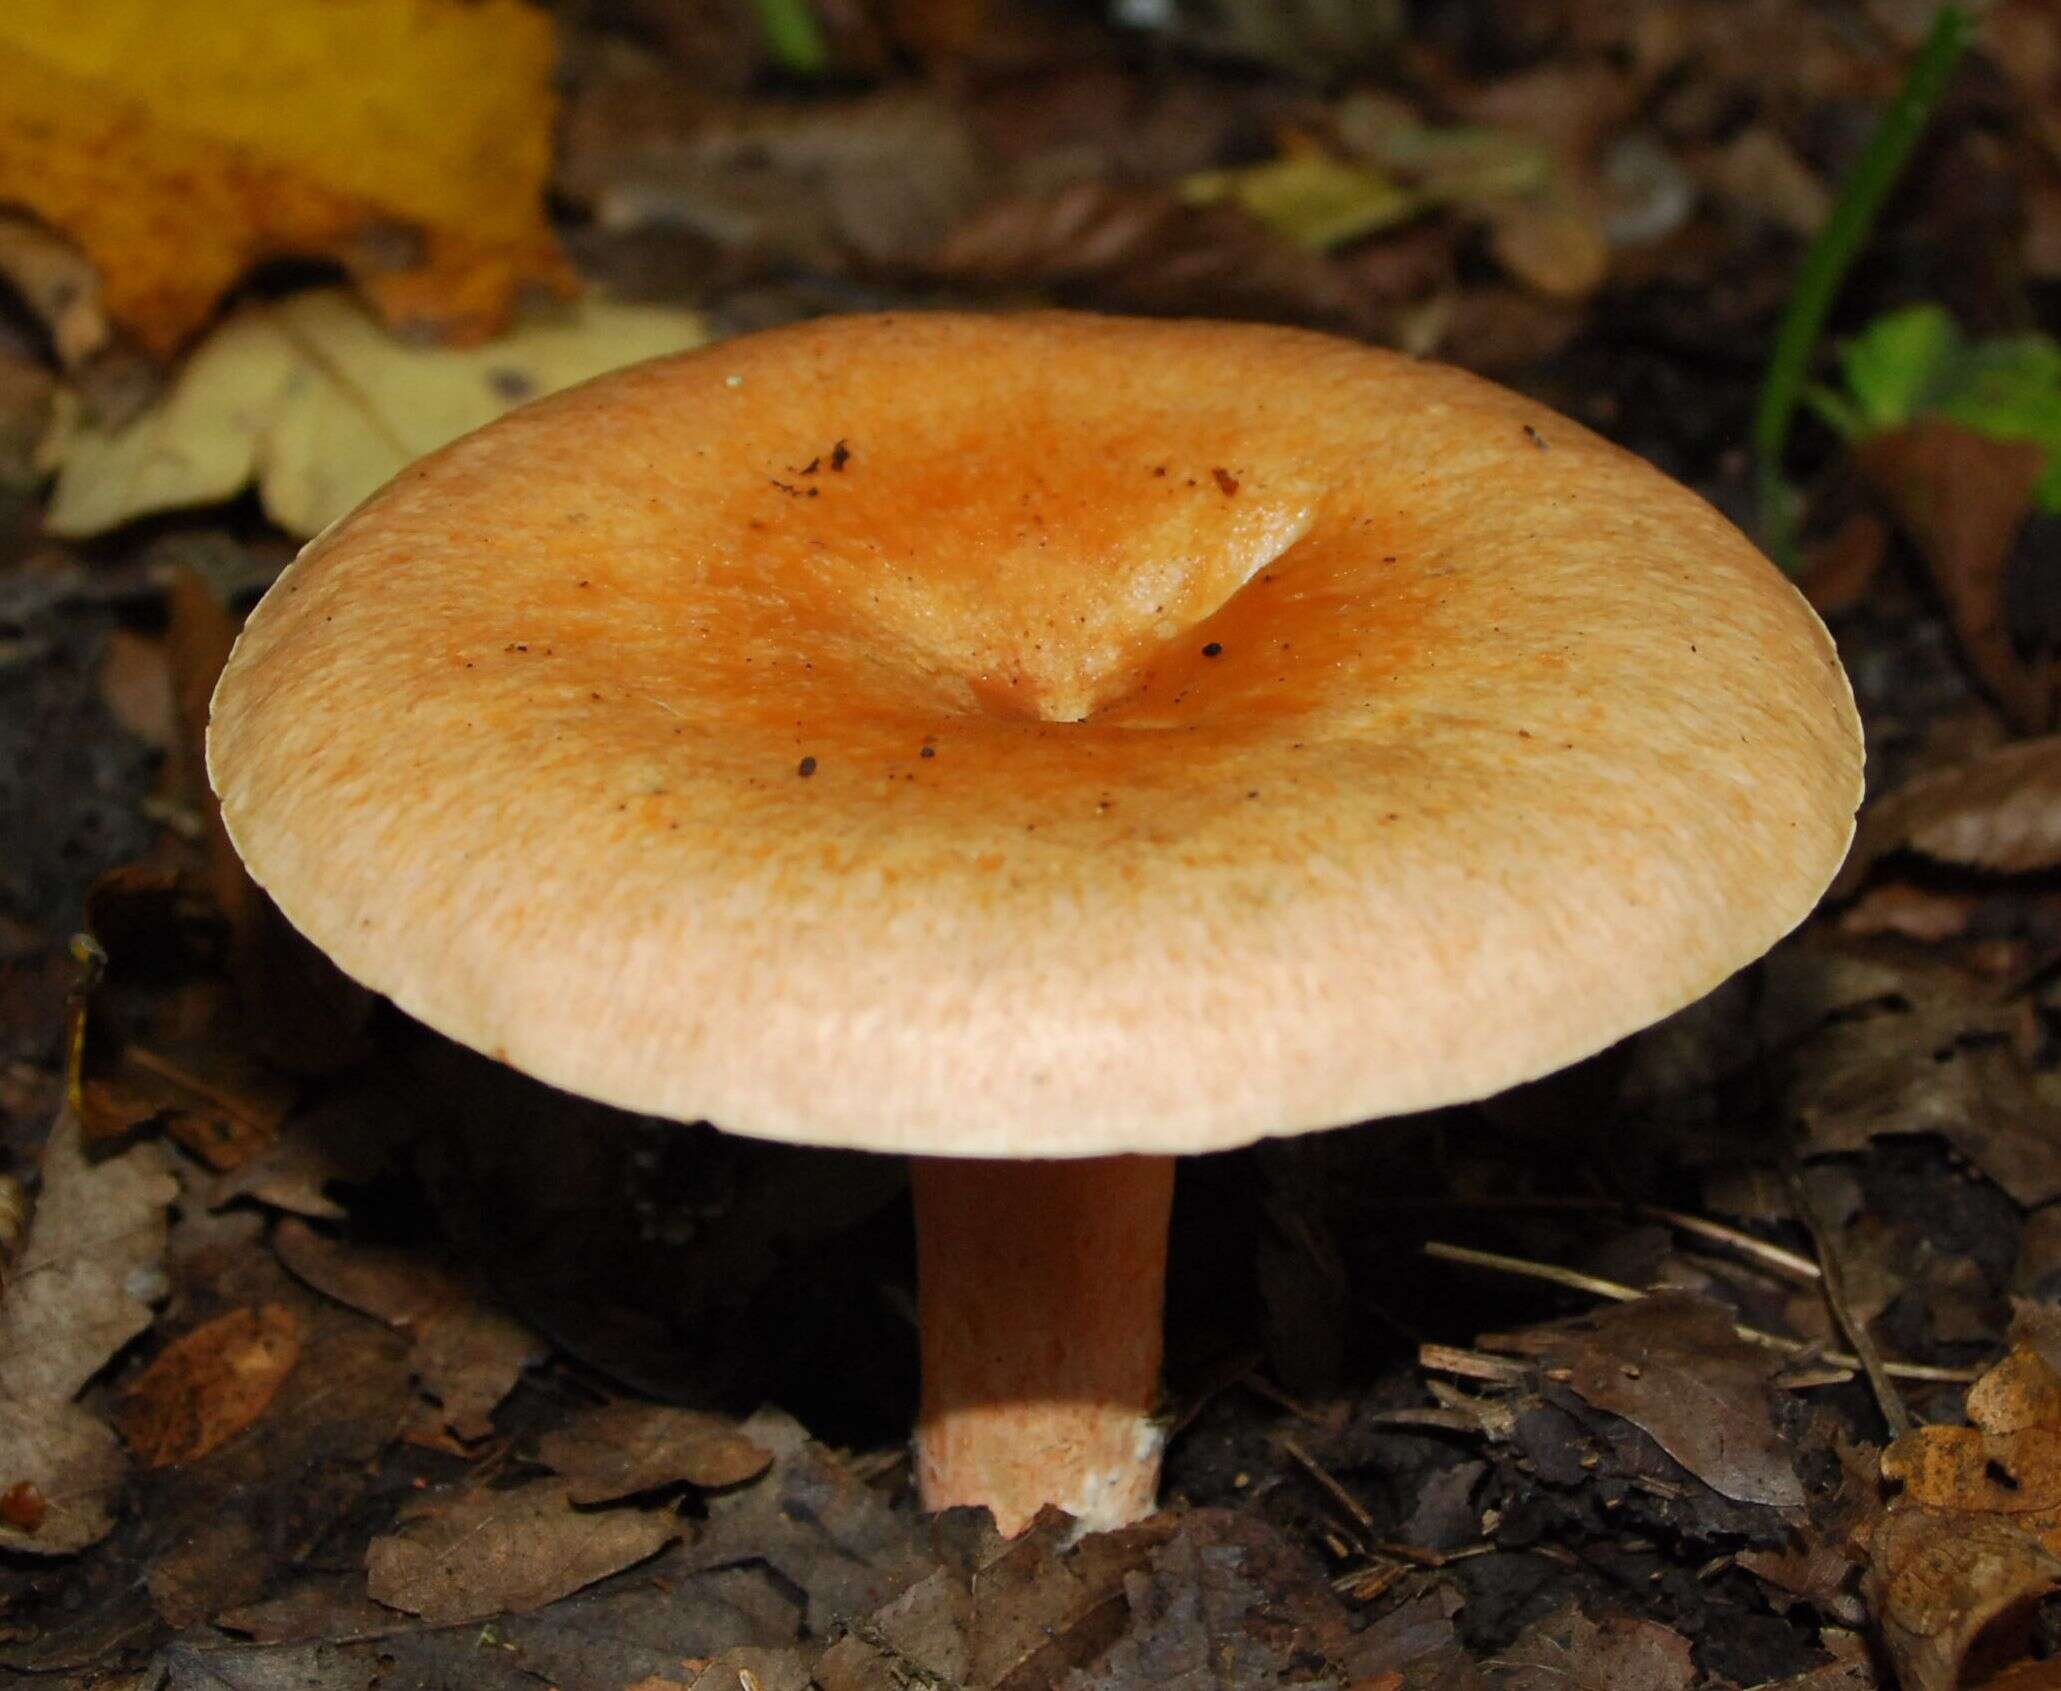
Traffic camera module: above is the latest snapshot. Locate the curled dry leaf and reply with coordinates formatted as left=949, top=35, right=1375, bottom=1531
left=114, top=1303, right=300, bottom=1469
left=274, top=1216, right=542, bottom=1444
left=0, top=1109, right=176, bottom=1554
left=1488, top=1292, right=1805, bottom=1507
left=1854, top=421, right=2053, bottom=734
left=1834, top=734, right=2061, bottom=897
left=42, top=289, right=709, bottom=541
left=0, top=0, right=569, bottom=355
left=366, top=1477, right=681, bottom=1627
left=537, top=1401, right=771, bottom=1504
left=1868, top=1344, right=2061, bottom=1690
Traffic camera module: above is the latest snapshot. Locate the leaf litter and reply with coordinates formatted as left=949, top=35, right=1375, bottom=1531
left=20, top=1, right=2061, bottom=1685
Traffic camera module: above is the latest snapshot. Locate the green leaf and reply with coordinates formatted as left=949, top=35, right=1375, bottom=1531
left=1833, top=303, right=1962, bottom=433
left=1180, top=152, right=1419, bottom=252
left=1825, top=307, right=2061, bottom=513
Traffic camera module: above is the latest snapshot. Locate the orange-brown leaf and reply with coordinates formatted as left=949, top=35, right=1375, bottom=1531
left=0, top=0, right=572, bottom=356
left=116, top=1304, right=301, bottom=1469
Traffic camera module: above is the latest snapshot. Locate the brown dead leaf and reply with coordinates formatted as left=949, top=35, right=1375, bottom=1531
left=537, top=1401, right=771, bottom=1504
left=1856, top=422, right=2053, bottom=733
left=560, top=69, right=989, bottom=275
left=0, top=1109, right=175, bottom=1554
left=679, top=1408, right=931, bottom=1635
left=1061, top=1519, right=1313, bottom=1690
left=274, top=1217, right=541, bottom=1444
left=366, top=1477, right=681, bottom=1626
left=928, top=181, right=1384, bottom=337
left=1835, top=735, right=2061, bottom=897
left=1764, top=935, right=2061, bottom=1207
left=817, top=1507, right=1167, bottom=1691
left=1496, top=1603, right=1697, bottom=1691
left=1488, top=1293, right=1805, bottom=1507
left=114, top=1303, right=300, bottom=1469
left=0, top=0, right=571, bottom=354
left=209, top=1085, right=407, bottom=1220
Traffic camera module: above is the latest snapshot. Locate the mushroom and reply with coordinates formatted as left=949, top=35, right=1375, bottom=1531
left=208, top=312, right=1862, bottom=1536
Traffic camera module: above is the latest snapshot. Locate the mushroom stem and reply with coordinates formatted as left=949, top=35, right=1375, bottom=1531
left=911, top=1152, right=1175, bottom=1538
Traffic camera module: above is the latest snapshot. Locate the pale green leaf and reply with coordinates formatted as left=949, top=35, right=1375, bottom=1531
left=1180, top=152, right=1418, bottom=252
left=42, top=289, right=709, bottom=539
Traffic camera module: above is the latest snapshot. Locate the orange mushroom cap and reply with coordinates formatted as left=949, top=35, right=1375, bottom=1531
left=208, top=312, right=1862, bottom=1159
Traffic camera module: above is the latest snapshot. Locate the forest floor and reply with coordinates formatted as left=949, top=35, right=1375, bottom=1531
left=6, top=2, right=2061, bottom=1687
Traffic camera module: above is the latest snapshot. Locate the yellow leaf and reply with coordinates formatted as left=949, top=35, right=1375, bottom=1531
left=41, top=290, right=710, bottom=540
left=1180, top=153, right=1419, bottom=253
left=0, top=0, right=571, bottom=355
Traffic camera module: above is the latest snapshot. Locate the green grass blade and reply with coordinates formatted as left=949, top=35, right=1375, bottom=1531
left=1751, top=3, right=1976, bottom=569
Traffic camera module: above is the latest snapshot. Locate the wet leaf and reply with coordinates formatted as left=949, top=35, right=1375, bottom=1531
left=42, top=289, right=709, bottom=540
left=114, top=1304, right=300, bottom=1469
left=0, top=1109, right=176, bottom=1554
left=1489, top=1293, right=1805, bottom=1507
left=537, top=1401, right=771, bottom=1504
left=367, top=1477, right=681, bottom=1626
left=274, top=1217, right=542, bottom=1444
left=0, top=0, right=569, bottom=355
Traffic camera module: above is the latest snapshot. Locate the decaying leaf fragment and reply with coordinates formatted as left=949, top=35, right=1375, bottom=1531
left=42, top=289, right=710, bottom=540
left=0, top=0, right=570, bottom=355
left=1868, top=1344, right=2061, bottom=1690
left=536, top=1401, right=771, bottom=1504
left=0, top=1110, right=176, bottom=1553
left=1496, top=1602, right=1697, bottom=1691
left=273, top=1216, right=542, bottom=1444
left=1764, top=935, right=2061, bottom=1210
left=366, top=1477, right=681, bottom=1626
left=1488, top=1292, right=1805, bottom=1507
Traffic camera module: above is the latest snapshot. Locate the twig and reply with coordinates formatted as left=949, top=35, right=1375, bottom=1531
left=1277, top=1434, right=1375, bottom=1539
left=1750, top=2, right=1976, bottom=567
left=1370, top=1196, right=1822, bottom=1283
left=1787, top=1164, right=1914, bottom=1436
left=1425, top=1241, right=1642, bottom=1302
left=1423, top=1241, right=1982, bottom=1383
left=1416, top=1342, right=1532, bottom=1385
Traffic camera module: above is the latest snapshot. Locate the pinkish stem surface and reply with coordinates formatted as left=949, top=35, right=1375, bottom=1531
left=911, top=1153, right=1175, bottom=1537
